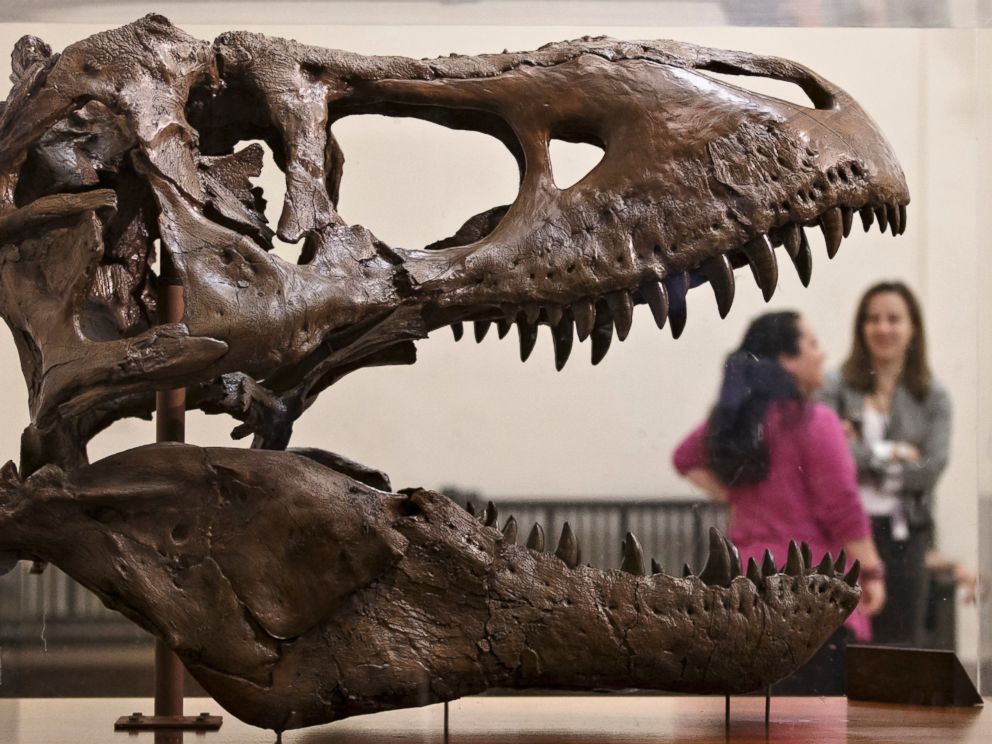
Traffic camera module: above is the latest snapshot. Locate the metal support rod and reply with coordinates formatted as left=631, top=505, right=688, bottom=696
left=113, top=255, right=222, bottom=733
left=724, top=694, right=730, bottom=726
left=154, top=266, right=185, bottom=719
left=765, top=685, right=771, bottom=725
left=444, top=700, right=450, bottom=740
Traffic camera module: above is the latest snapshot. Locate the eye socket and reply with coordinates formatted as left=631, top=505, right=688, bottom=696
left=242, top=139, right=299, bottom=264
left=696, top=70, right=819, bottom=110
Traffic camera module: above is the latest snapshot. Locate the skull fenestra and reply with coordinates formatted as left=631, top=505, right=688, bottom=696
left=0, top=15, right=907, bottom=733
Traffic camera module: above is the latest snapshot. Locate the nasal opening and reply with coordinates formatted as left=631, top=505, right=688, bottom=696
left=698, top=61, right=835, bottom=110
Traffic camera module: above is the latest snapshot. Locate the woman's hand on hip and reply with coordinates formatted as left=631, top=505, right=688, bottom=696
left=857, top=576, right=887, bottom=616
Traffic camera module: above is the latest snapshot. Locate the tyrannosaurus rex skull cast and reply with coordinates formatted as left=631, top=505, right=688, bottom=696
left=0, top=15, right=906, bottom=732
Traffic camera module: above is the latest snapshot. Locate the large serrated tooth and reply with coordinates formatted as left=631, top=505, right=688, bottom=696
left=800, top=541, right=813, bottom=573
left=0, top=461, right=18, bottom=485
left=552, top=315, right=574, bottom=371
left=834, top=550, right=847, bottom=574
left=619, top=532, right=645, bottom=576
left=701, top=255, right=735, bottom=319
left=682, top=563, right=693, bottom=578
left=698, top=527, right=732, bottom=587
left=886, top=203, right=901, bottom=236
left=523, top=303, right=541, bottom=325
left=746, top=556, right=762, bottom=586
left=724, top=536, right=742, bottom=579
left=545, top=304, right=564, bottom=327
left=484, top=500, right=499, bottom=528
left=502, top=305, right=519, bottom=324
left=590, top=301, right=613, bottom=365
left=650, top=557, right=663, bottom=575
left=820, top=207, right=843, bottom=259
left=816, top=551, right=834, bottom=576
left=450, top=322, right=464, bottom=341
left=501, top=516, right=518, bottom=544
left=664, top=273, right=689, bottom=339
left=898, top=204, right=907, bottom=234
left=784, top=540, right=804, bottom=576
left=874, top=205, right=888, bottom=233
left=841, top=207, right=854, bottom=238
left=790, top=228, right=813, bottom=287
left=526, top=523, right=545, bottom=552
left=496, top=319, right=512, bottom=339
left=761, top=549, right=777, bottom=578
left=572, top=299, right=595, bottom=341
left=606, top=290, right=634, bottom=341
left=741, top=235, right=778, bottom=302
left=782, top=223, right=801, bottom=258
left=474, top=320, right=492, bottom=343
left=517, top=319, right=538, bottom=362
left=555, top=522, right=580, bottom=568
left=640, top=279, right=669, bottom=329
left=465, top=501, right=477, bottom=517
left=844, top=560, right=861, bottom=586
left=860, top=206, right=875, bottom=232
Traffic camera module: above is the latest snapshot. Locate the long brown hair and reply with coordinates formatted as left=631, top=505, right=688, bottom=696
left=704, top=311, right=805, bottom=486
left=840, top=281, right=931, bottom=399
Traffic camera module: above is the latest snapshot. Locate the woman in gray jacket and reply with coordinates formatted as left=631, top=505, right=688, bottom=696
left=820, top=280, right=951, bottom=647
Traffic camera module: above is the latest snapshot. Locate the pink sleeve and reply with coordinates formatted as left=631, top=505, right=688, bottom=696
left=803, top=404, right=871, bottom=545
left=673, top=421, right=708, bottom=475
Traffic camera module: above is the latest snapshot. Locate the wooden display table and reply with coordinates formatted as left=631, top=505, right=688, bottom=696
left=0, top=695, right=986, bottom=743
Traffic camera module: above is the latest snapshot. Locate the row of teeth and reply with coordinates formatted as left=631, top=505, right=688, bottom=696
left=449, top=201, right=907, bottom=369
left=469, top=501, right=861, bottom=589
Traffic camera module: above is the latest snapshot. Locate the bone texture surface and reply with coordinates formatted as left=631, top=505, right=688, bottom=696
left=0, top=15, right=908, bottom=732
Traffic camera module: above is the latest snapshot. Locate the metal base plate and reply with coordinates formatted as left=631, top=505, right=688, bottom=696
left=114, top=712, right=223, bottom=731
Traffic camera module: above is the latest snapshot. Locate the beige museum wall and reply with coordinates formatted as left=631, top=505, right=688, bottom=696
left=0, top=23, right=983, bottom=661
left=977, top=28, right=992, bottom=686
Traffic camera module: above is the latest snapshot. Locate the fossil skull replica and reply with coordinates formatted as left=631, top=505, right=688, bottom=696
left=0, top=15, right=908, bottom=733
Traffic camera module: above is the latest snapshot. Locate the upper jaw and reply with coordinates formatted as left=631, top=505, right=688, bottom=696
left=385, top=53, right=908, bottom=345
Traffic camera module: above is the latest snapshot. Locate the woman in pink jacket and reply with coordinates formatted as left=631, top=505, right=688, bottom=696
left=673, top=311, right=885, bottom=694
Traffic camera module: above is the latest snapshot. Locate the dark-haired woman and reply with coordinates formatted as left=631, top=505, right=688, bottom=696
left=820, top=281, right=951, bottom=647
left=673, top=311, right=885, bottom=693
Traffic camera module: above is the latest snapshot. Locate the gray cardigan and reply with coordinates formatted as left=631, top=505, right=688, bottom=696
left=817, top=370, right=951, bottom=528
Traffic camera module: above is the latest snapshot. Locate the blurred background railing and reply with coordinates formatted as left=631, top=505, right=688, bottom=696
left=452, top=496, right=730, bottom=574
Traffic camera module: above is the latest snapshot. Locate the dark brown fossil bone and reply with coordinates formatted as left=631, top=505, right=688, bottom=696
left=0, top=16, right=908, bottom=470
left=0, top=446, right=861, bottom=731
left=0, top=16, right=909, bottom=731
